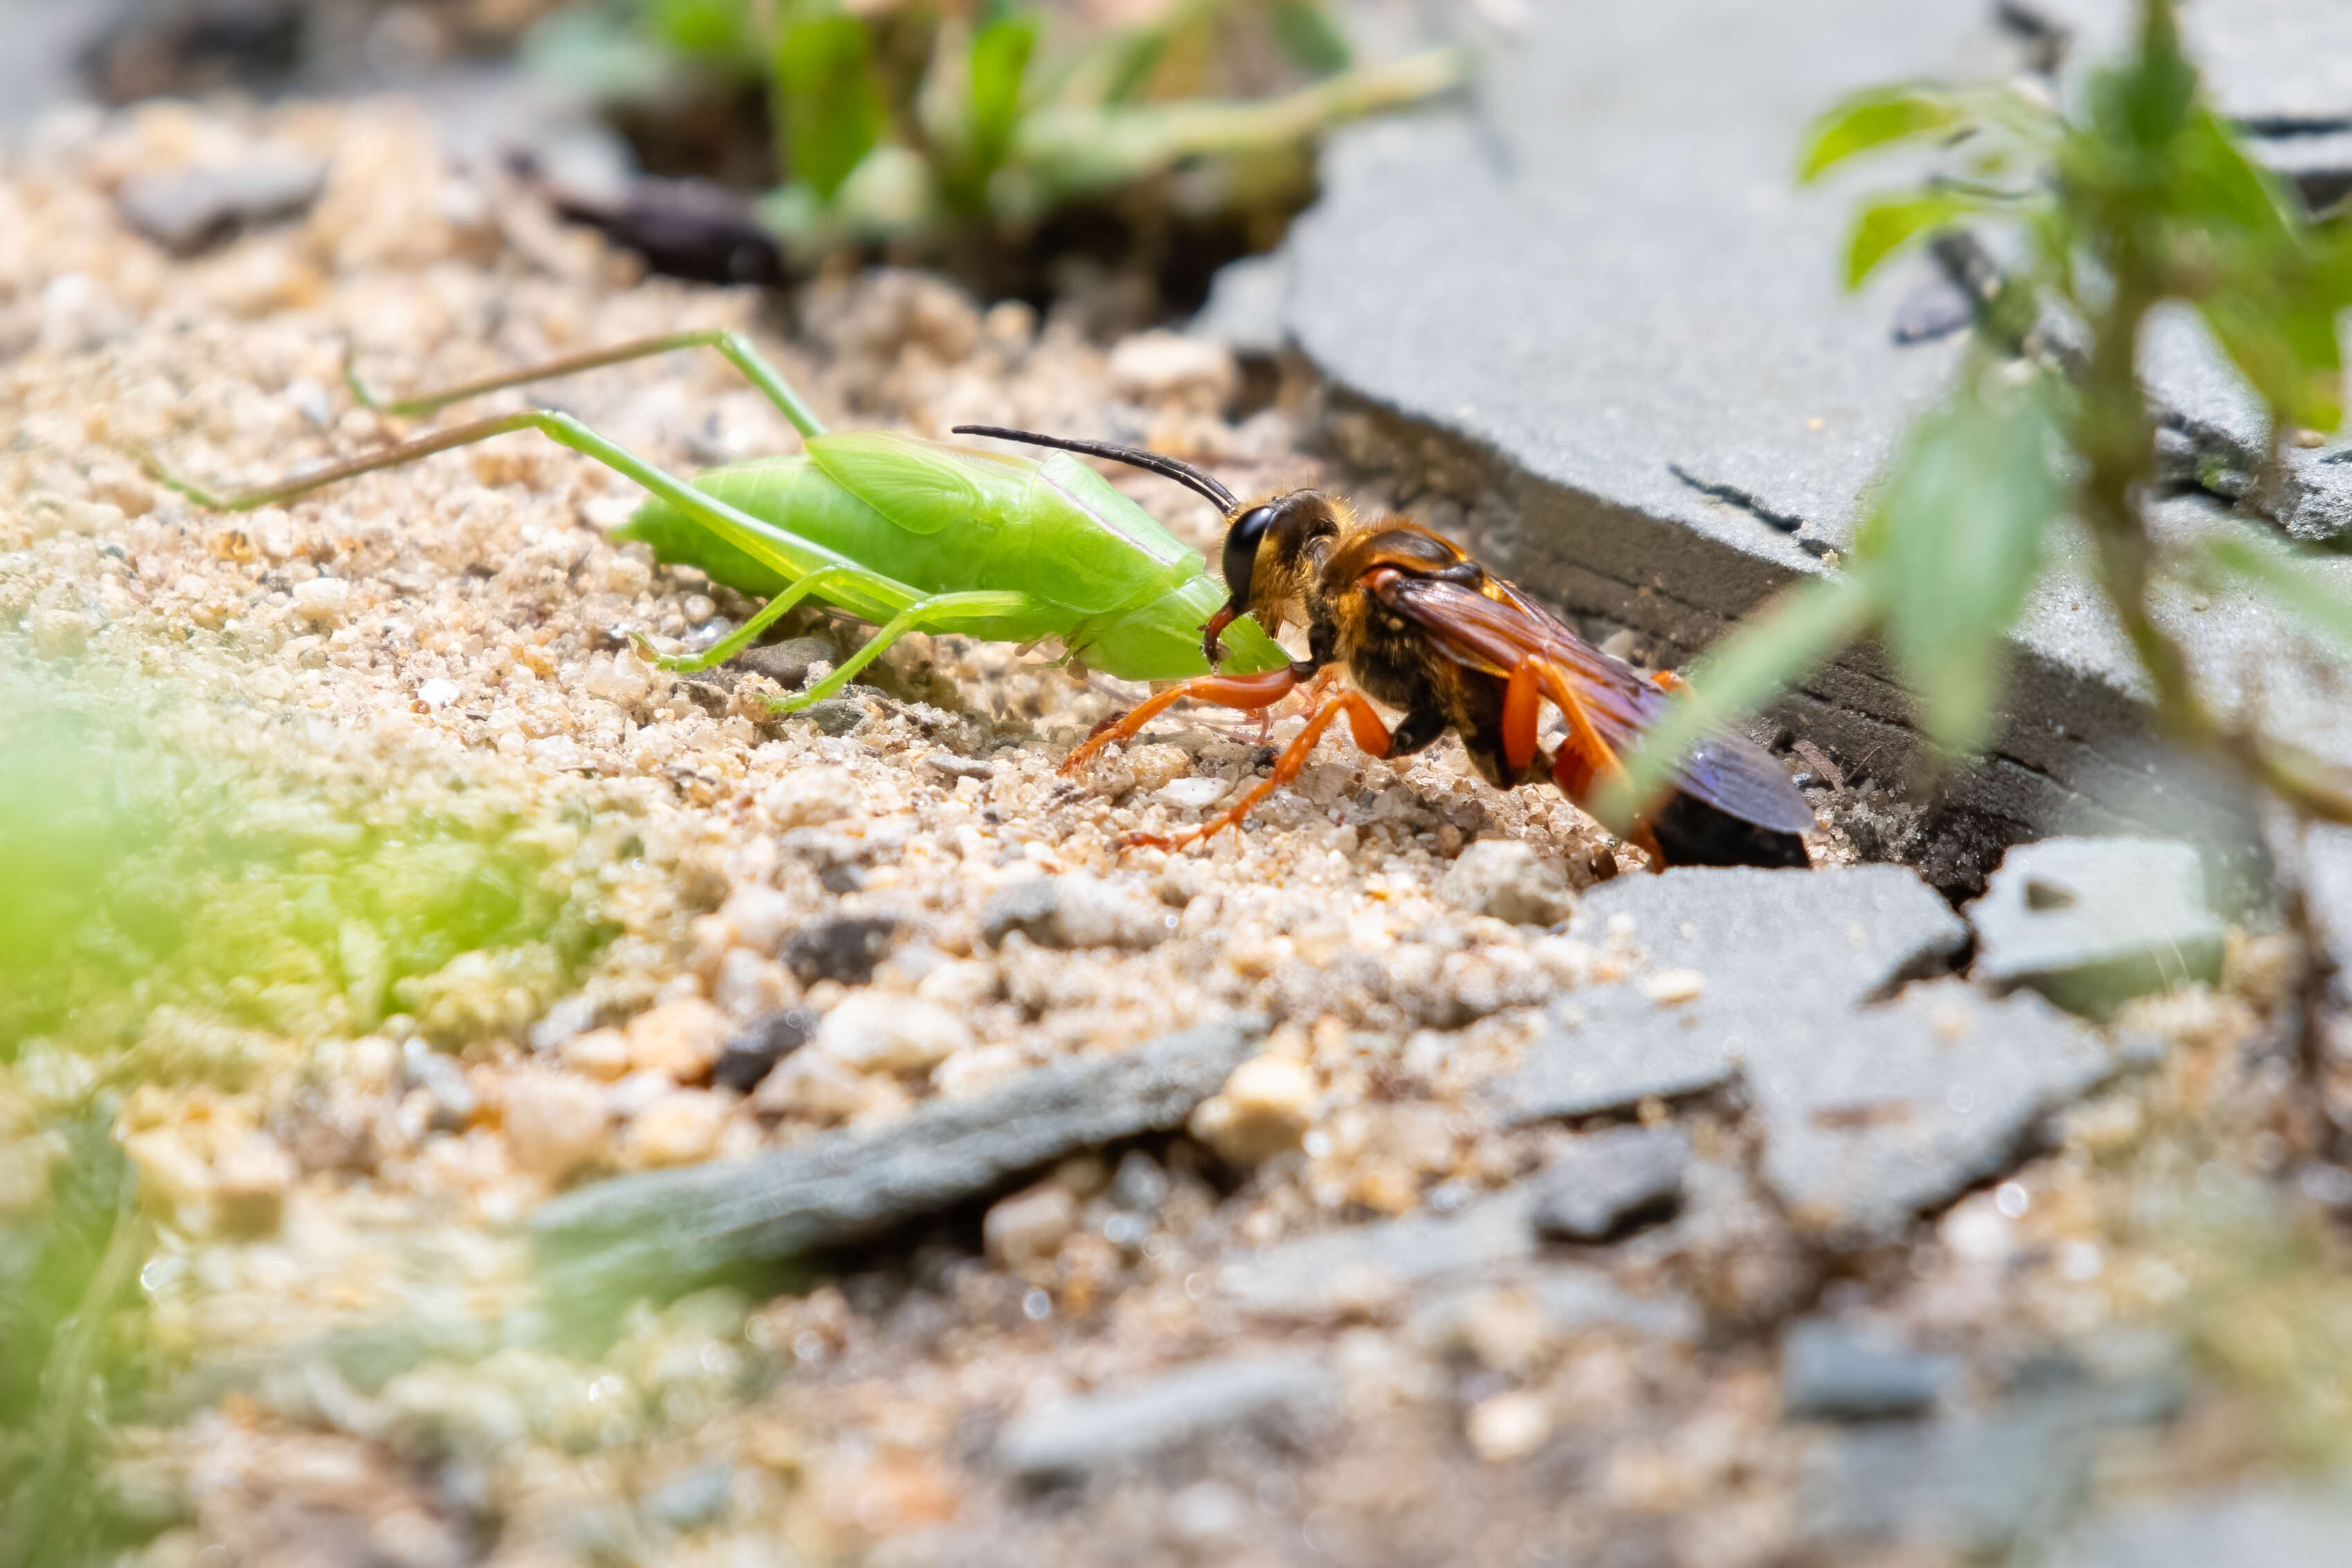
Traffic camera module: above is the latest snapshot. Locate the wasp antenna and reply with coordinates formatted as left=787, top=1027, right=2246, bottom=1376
left=951, top=425, right=1238, bottom=513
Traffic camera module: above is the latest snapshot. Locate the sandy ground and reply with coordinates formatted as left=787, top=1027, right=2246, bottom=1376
left=3, top=96, right=2342, bottom=1568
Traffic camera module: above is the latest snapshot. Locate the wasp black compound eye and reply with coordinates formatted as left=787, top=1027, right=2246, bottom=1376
left=1221, top=504, right=1276, bottom=609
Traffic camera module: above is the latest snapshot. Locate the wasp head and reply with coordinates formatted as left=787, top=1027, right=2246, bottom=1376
left=1207, top=490, right=1346, bottom=665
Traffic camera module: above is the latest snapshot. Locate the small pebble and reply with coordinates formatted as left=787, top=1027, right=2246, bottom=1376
left=625, top=1091, right=729, bottom=1169
left=813, top=993, right=972, bottom=1075
left=1527, top=1125, right=1689, bottom=1242
left=1155, top=776, right=1229, bottom=811
left=785, top=914, right=899, bottom=986
left=562, top=1028, right=633, bottom=1083
left=116, top=156, right=327, bottom=254
left=1109, top=330, right=1239, bottom=410
left=711, top=948, right=792, bottom=1019
left=1464, top=1391, right=1553, bottom=1463
left=1439, top=839, right=1576, bottom=926
left=984, top=1181, right=1080, bottom=1268
left=625, top=999, right=729, bottom=1081
left=1190, top=1055, right=1317, bottom=1165
left=759, top=769, right=855, bottom=830
left=292, top=576, right=351, bottom=625
left=504, top=1070, right=611, bottom=1182
left=1779, top=1319, right=1959, bottom=1421
left=735, top=636, right=837, bottom=688
left=711, top=1008, right=815, bottom=1094
left=717, top=886, right=795, bottom=954
left=642, top=1463, right=734, bottom=1533
left=1640, top=969, right=1707, bottom=1006
left=212, top=1131, right=296, bottom=1236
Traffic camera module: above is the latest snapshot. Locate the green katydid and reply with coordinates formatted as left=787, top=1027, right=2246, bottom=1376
left=141, top=328, right=1292, bottom=711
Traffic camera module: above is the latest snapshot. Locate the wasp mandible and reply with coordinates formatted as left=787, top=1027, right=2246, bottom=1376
left=957, top=427, right=1818, bottom=870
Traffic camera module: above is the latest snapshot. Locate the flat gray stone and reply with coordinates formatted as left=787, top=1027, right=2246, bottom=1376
left=1969, top=837, right=2225, bottom=1016
left=1799, top=1401, right=2094, bottom=1553
left=1497, top=868, right=2118, bottom=1240
left=1781, top=1319, right=1959, bottom=1421
left=1407, top=1265, right=1702, bottom=1350
left=995, top=1356, right=1334, bottom=1480
left=2050, top=1482, right=2352, bottom=1568
left=1527, top=1125, right=1690, bottom=1242
left=733, top=636, right=837, bottom=690
left=1570, top=865, right=1968, bottom=1010
left=116, top=157, right=326, bottom=256
left=533, top=1015, right=1265, bottom=1302
left=1747, top=980, right=2117, bottom=1240
left=1272, top=0, right=2352, bottom=853
left=1494, top=988, right=1743, bottom=1123
left=1189, top=251, right=1291, bottom=358
left=1493, top=865, right=1967, bottom=1123
left=1220, top=1188, right=1540, bottom=1315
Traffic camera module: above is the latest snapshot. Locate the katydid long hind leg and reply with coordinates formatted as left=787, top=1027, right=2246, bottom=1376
left=643, top=564, right=862, bottom=674
left=346, top=328, right=826, bottom=439
left=778, top=589, right=1037, bottom=712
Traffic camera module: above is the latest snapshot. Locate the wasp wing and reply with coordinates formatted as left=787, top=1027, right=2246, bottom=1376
left=1372, top=574, right=1815, bottom=837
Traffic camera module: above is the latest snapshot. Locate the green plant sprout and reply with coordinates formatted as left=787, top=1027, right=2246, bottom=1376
left=143, top=330, right=1294, bottom=702
left=1598, top=0, right=2352, bottom=837
left=528, top=0, right=1463, bottom=257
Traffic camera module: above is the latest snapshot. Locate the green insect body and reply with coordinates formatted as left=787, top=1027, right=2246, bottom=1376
left=617, top=432, right=1289, bottom=682
left=138, top=328, right=1289, bottom=708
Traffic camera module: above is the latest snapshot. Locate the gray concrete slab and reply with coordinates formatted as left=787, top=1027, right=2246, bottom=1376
left=1265, top=0, right=2352, bottom=860
left=1747, top=979, right=2120, bottom=1240
left=1968, top=837, right=2225, bottom=1015
left=1493, top=866, right=1967, bottom=1123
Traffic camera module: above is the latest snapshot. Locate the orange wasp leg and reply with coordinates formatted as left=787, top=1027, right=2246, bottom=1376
left=1127, top=667, right=1393, bottom=854
left=1058, top=666, right=1302, bottom=777
left=1497, top=654, right=1628, bottom=790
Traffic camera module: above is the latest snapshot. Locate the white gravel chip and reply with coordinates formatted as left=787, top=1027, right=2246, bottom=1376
left=1439, top=839, right=1576, bottom=926
left=1190, top=1054, right=1318, bottom=1165
left=291, top=575, right=351, bottom=625
left=813, top=992, right=973, bottom=1074
left=760, top=768, right=857, bottom=830
left=504, top=1070, right=612, bottom=1183
left=1155, top=776, right=1231, bottom=811
left=983, top=1181, right=1080, bottom=1267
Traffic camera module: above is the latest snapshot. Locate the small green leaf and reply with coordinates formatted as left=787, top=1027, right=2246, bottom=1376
left=968, top=12, right=1038, bottom=183
left=776, top=14, right=884, bottom=200
left=1592, top=573, right=1880, bottom=835
left=1268, top=0, right=1353, bottom=75
left=2201, top=287, right=2344, bottom=433
left=2166, top=109, right=2292, bottom=241
left=649, top=0, right=760, bottom=69
left=1797, top=85, right=1966, bottom=184
left=1844, top=190, right=1979, bottom=289
left=2089, top=0, right=2196, bottom=156
left=2200, top=533, right=2352, bottom=653
left=1857, top=361, right=2065, bottom=756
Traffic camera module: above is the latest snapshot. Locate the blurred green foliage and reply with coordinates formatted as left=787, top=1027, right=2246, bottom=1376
left=528, top=0, right=1461, bottom=256
left=0, top=671, right=608, bottom=1074
left=1603, top=0, right=2352, bottom=833
left=0, top=658, right=614, bottom=1565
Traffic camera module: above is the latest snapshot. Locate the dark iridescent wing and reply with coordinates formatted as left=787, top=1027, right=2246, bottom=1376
left=1373, top=574, right=1815, bottom=837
